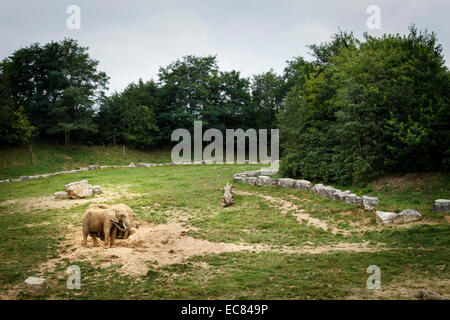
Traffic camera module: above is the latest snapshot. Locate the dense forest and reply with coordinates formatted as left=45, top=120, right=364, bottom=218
left=1, top=25, right=449, bottom=184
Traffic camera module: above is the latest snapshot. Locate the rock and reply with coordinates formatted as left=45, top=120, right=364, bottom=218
left=233, top=174, right=245, bottom=183
left=294, top=180, right=312, bottom=191
left=89, top=165, right=99, bottom=170
left=278, top=178, right=295, bottom=188
left=397, top=209, right=422, bottom=223
left=362, top=196, right=379, bottom=210
left=345, top=193, right=363, bottom=205
left=65, top=180, right=94, bottom=199
left=92, top=186, right=103, bottom=195
left=99, top=165, right=109, bottom=169
left=257, top=176, right=278, bottom=186
left=376, top=211, right=399, bottom=225
left=312, top=184, right=338, bottom=199
left=333, top=191, right=348, bottom=202
left=376, top=209, right=422, bottom=225
left=259, top=169, right=278, bottom=176
left=23, top=277, right=47, bottom=296
left=128, top=162, right=136, bottom=168
left=312, top=184, right=325, bottom=195
left=20, top=176, right=30, bottom=181
left=415, top=290, right=445, bottom=300
left=243, top=170, right=260, bottom=177
left=243, top=176, right=257, bottom=186
left=432, top=199, right=450, bottom=213
left=54, top=191, right=69, bottom=200
left=79, top=167, right=89, bottom=171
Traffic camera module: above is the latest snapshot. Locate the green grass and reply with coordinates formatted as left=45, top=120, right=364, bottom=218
left=0, top=146, right=448, bottom=299
left=0, top=143, right=171, bottom=179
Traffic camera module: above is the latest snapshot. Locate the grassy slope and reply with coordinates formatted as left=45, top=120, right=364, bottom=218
left=0, top=144, right=171, bottom=179
left=0, top=146, right=448, bottom=299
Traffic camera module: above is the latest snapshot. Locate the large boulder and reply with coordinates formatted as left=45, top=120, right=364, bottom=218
left=344, top=193, right=363, bottom=205
left=294, top=180, right=312, bottom=191
left=243, top=176, right=257, bottom=186
left=278, top=178, right=295, bottom=189
left=432, top=199, right=450, bottom=213
left=65, top=180, right=94, bottom=199
left=334, top=190, right=351, bottom=202
left=23, top=277, right=47, bottom=296
left=312, top=184, right=338, bottom=199
left=376, top=209, right=422, bottom=225
left=362, top=196, right=379, bottom=210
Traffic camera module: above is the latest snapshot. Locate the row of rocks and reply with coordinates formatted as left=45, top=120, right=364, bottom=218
left=54, top=180, right=103, bottom=199
left=234, top=170, right=379, bottom=211
left=0, top=160, right=279, bottom=184
left=234, top=170, right=450, bottom=216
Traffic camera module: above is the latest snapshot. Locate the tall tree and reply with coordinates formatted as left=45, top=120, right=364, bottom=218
left=2, top=38, right=108, bottom=144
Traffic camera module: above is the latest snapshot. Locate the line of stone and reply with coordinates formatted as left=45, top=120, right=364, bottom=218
left=0, top=160, right=276, bottom=184
left=233, top=169, right=450, bottom=223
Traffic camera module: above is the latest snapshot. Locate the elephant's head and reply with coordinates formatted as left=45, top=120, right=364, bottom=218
left=110, top=210, right=131, bottom=232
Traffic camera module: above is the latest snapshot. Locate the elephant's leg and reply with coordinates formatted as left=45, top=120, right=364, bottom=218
left=110, top=227, right=117, bottom=248
left=103, top=224, right=111, bottom=248
left=92, top=233, right=99, bottom=247
left=82, top=227, right=89, bottom=246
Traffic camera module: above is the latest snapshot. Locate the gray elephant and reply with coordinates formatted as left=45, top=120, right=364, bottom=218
left=81, top=204, right=131, bottom=248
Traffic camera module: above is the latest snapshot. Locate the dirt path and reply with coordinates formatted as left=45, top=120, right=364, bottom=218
left=235, top=190, right=346, bottom=235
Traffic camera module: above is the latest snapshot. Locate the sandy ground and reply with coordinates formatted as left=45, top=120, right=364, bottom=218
left=1, top=186, right=144, bottom=212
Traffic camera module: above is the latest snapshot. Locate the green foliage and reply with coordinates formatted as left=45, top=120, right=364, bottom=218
left=279, top=26, right=450, bottom=184
left=0, top=106, right=35, bottom=147
left=157, top=55, right=253, bottom=135
left=1, top=38, right=108, bottom=144
left=96, top=80, right=161, bottom=149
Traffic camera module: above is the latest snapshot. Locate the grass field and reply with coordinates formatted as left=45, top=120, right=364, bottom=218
left=0, top=144, right=171, bottom=180
left=0, top=147, right=449, bottom=299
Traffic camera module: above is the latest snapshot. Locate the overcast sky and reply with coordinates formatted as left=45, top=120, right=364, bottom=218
left=1, top=0, right=448, bottom=93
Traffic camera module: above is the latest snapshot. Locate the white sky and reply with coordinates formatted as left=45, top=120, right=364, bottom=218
left=1, top=0, right=448, bottom=93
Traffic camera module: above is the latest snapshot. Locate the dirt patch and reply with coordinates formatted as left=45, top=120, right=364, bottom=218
left=235, top=190, right=344, bottom=235
left=36, top=218, right=387, bottom=278
left=1, top=186, right=144, bottom=213
left=40, top=221, right=271, bottom=276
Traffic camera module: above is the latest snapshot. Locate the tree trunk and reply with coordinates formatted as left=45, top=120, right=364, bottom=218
left=221, top=183, right=234, bottom=207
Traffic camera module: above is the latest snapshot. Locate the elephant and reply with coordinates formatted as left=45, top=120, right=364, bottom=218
left=86, top=203, right=138, bottom=240
left=81, top=204, right=132, bottom=248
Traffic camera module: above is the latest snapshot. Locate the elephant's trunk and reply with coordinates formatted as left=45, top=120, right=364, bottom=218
left=110, top=220, right=127, bottom=232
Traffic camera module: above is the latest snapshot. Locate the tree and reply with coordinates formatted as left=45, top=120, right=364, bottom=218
left=251, top=70, right=284, bottom=129
left=1, top=38, right=108, bottom=144
left=96, top=80, right=161, bottom=149
left=0, top=64, right=34, bottom=147
left=279, top=26, right=450, bottom=184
